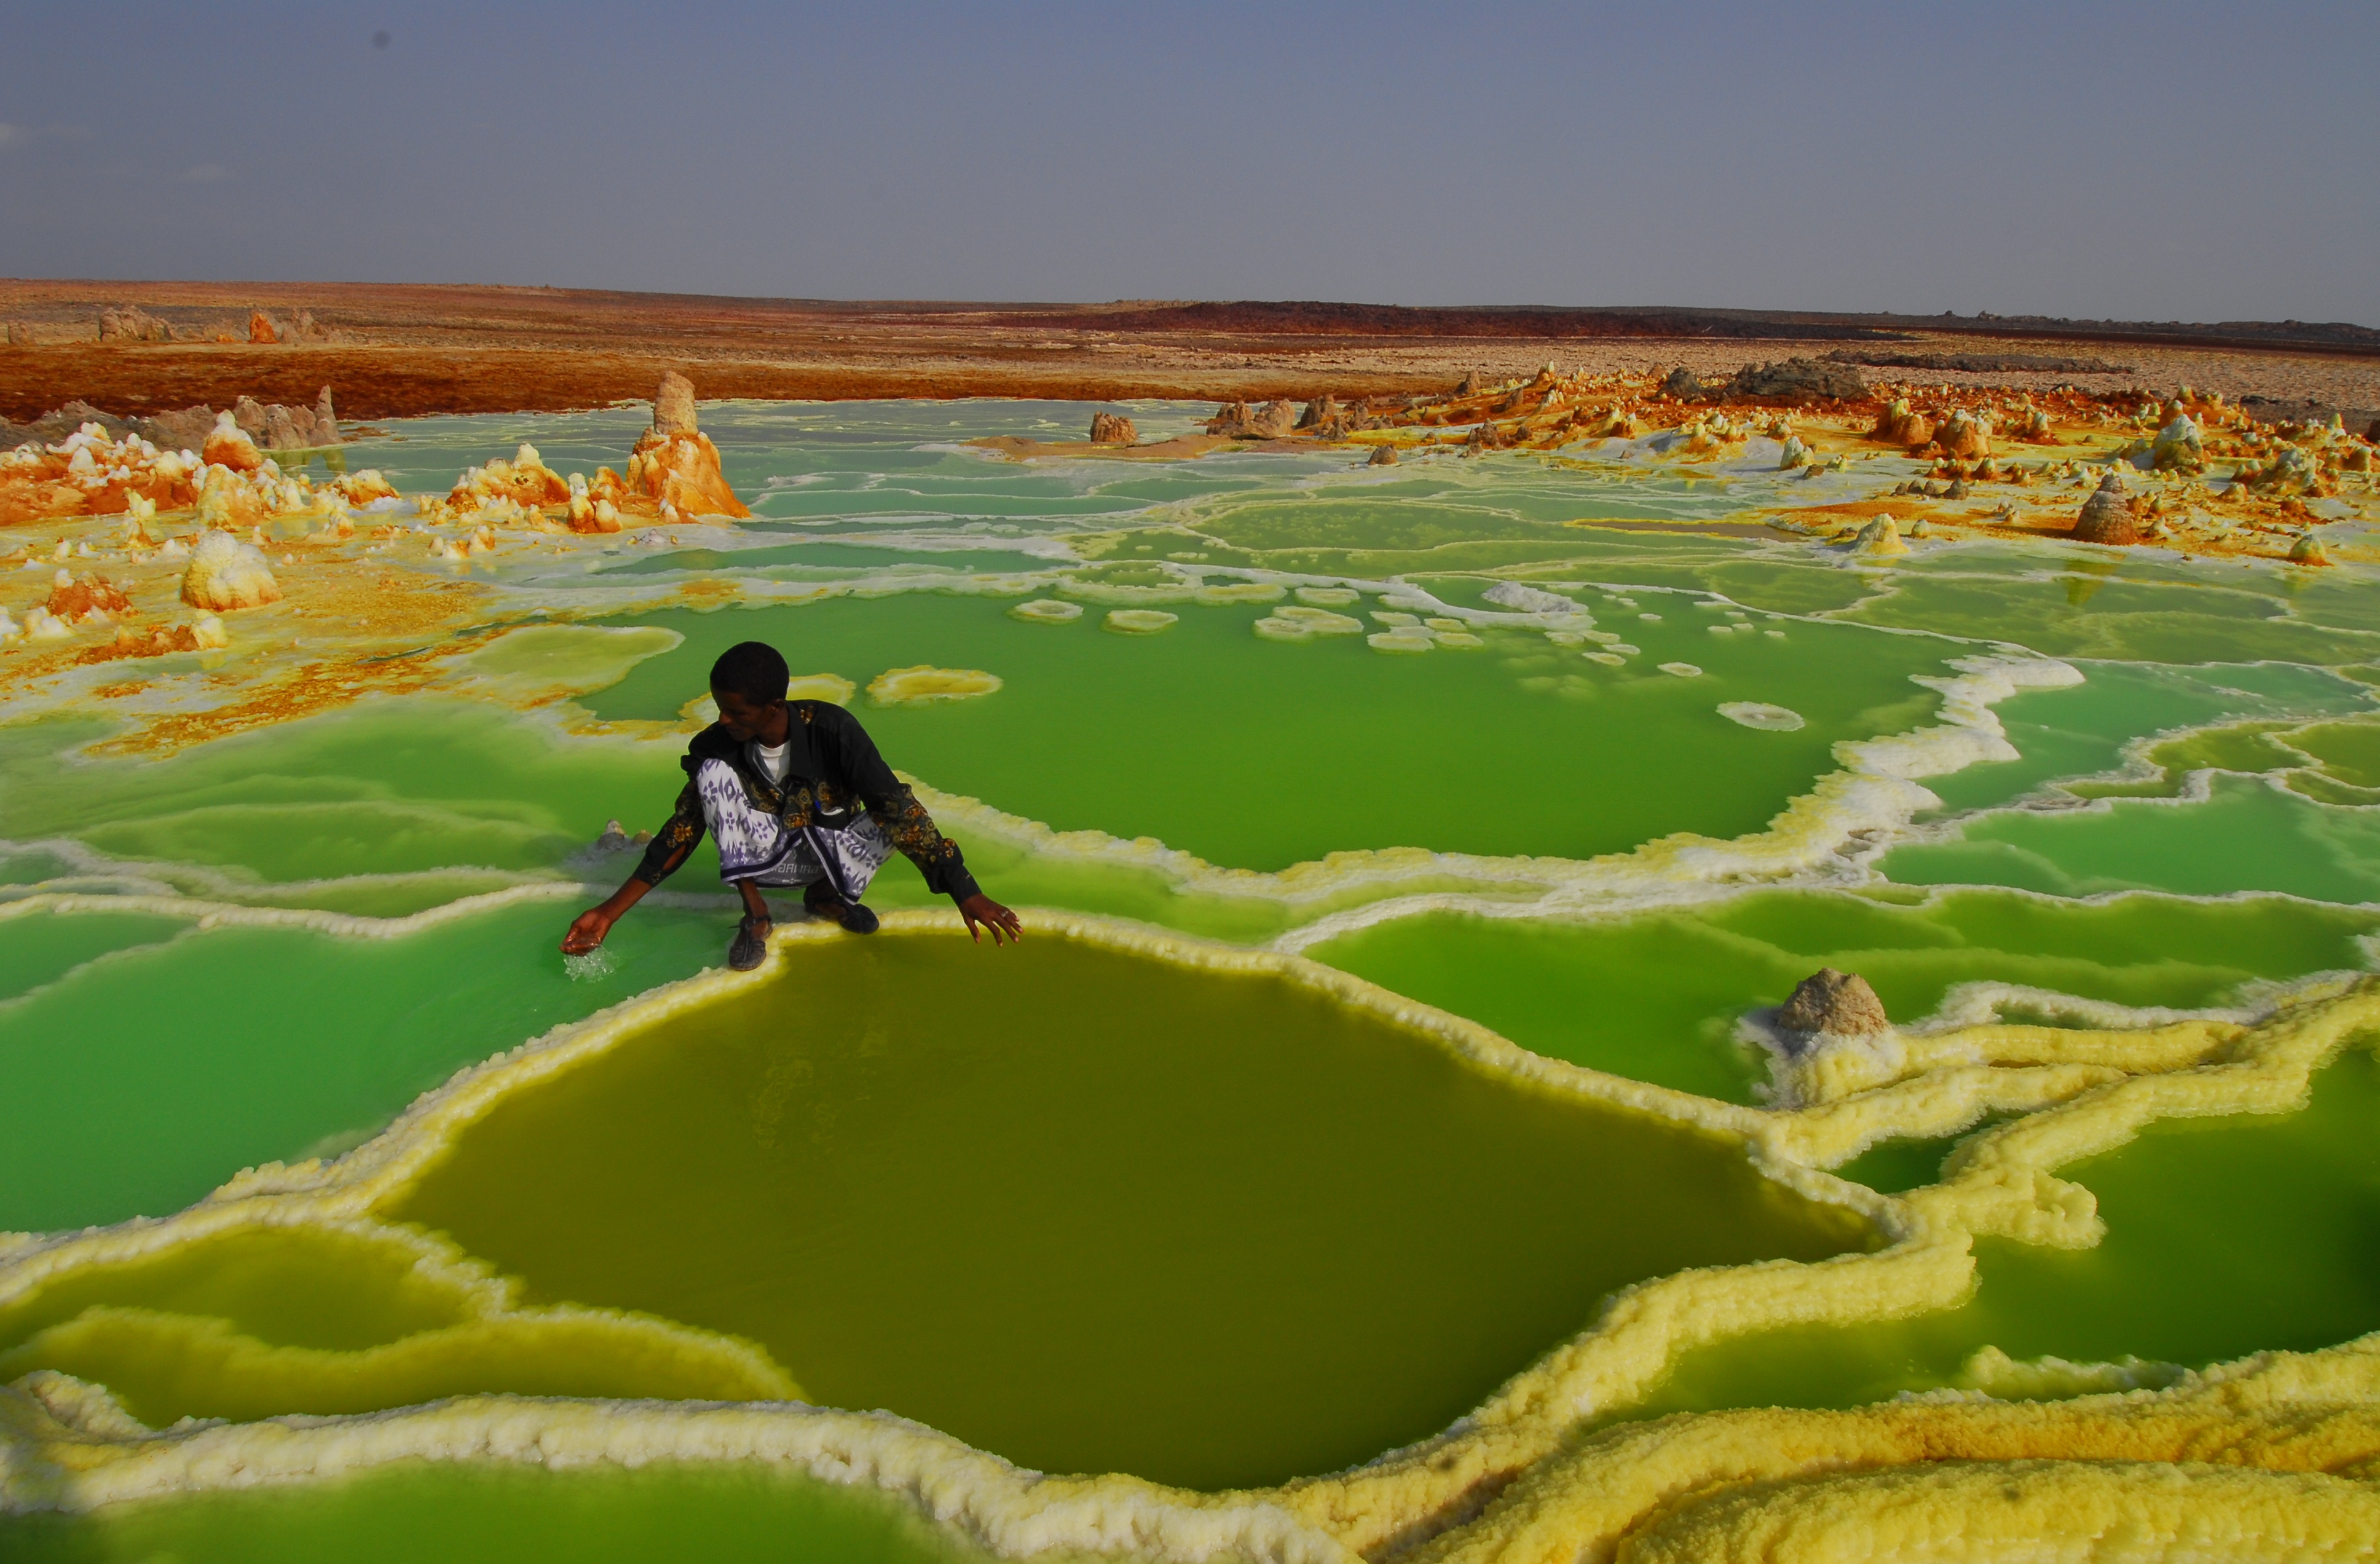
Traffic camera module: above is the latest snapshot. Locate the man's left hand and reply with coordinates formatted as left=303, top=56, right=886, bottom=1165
left=958, top=893, right=1023, bottom=946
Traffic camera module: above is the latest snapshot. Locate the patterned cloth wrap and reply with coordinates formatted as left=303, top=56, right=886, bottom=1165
left=696, top=759, right=895, bottom=899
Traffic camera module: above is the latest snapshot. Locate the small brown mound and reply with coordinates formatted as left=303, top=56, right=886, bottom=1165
left=1776, top=968, right=1889, bottom=1035
left=2074, top=475, right=2140, bottom=545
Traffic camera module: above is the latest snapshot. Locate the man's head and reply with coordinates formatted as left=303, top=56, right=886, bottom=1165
left=710, top=641, right=789, bottom=741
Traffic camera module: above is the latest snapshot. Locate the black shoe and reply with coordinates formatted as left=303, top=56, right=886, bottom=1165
left=728, top=914, right=770, bottom=970
left=803, top=884, right=880, bottom=934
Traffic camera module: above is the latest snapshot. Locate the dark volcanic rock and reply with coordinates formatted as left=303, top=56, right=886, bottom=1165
left=1776, top=968, right=1890, bottom=1035
left=2238, top=396, right=2380, bottom=438
left=4, top=401, right=131, bottom=443
left=1661, top=367, right=1711, bottom=401
left=1727, top=358, right=1866, bottom=403
left=1826, top=349, right=2132, bottom=375
left=130, top=406, right=221, bottom=451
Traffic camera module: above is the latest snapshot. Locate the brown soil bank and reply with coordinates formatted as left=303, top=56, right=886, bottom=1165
left=1, top=280, right=2374, bottom=422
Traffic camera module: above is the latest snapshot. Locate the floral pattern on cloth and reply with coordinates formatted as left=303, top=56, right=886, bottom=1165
left=695, top=759, right=895, bottom=896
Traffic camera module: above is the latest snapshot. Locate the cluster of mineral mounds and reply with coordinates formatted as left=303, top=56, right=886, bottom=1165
left=1738, top=378, right=2379, bottom=564
left=0, top=422, right=200, bottom=526
left=96, top=304, right=176, bottom=343
left=86, top=302, right=341, bottom=346
left=449, top=445, right=573, bottom=516
left=1, top=390, right=339, bottom=459
left=425, top=375, right=749, bottom=532
left=1206, top=398, right=1298, bottom=440
left=0, top=405, right=408, bottom=656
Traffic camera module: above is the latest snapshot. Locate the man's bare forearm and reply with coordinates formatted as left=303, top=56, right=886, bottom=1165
left=599, top=876, right=656, bottom=918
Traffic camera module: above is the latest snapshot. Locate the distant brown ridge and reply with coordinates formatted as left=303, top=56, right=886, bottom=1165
left=0, top=280, right=2373, bottom=423
left=1031, top=301, right=1897, bottom=341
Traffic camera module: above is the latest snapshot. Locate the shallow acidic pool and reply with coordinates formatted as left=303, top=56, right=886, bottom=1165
left=7, top=398, right=2380, bottom=1558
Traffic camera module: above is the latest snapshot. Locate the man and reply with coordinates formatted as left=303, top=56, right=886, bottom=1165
left=562, top=640, right=1021, bottom=968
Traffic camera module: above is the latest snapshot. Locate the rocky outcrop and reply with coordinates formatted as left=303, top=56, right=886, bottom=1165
left=2073, top=473, right=2140, bottom=545
left=248, top=310, right=280, bottom=345
left=652, top=370, right=698, bottom=437
left=1660, top=367, right=1711, bottom=401
left=1776, top=968, right=1889, bottom=1035
left=1296, top=395, right=1343, bottom=430
left=1727, top=358, right=1866, bottom=403
left=1250, top=398, right=1296, bottom=438
left=1872, top=398, right=1934, bottom=447
left=133, top=406, right=221, bottom=451
left=1456, top=373, right=1481, bottom=397
left=1366, top=444, right=1398, bottom=466
left=1933, top=409, right=1992, bottom=460
left=4, top=322, right=31, bottom=346
left=2290, top=534, right=2332, bottom=566
left=604, top=373, right=747, bottom=521
left=1088, top=412, right=1137, bottom=445
left=229, top=390, right=340, bottom=450
left=1824, top=349, right=2131, bottom=374
left=1206, top=398, right=1297, bottom=440
left=180, top=530, right=282, bottom=610
left=98, top=306, right=175, bottom=344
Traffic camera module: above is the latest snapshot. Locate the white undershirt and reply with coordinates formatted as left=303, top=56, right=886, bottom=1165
left=756, top=740, right=790, bottom=784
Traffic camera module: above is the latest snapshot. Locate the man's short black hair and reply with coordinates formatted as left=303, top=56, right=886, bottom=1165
left=710, top=641, right=789, bottom=704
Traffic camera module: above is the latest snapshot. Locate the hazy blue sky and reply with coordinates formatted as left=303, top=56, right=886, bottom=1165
left=4, top=1, right=2374, bottom=323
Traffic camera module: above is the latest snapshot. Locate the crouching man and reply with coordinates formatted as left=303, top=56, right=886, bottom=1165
left=562, top=640, right=1021, bottom=969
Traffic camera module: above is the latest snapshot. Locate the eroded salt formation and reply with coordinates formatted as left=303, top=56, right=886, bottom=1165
left=423, top=374, right=750, bottom=531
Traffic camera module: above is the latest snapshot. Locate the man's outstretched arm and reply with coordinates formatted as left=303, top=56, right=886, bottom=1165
left=562, top=782, right=706, bottom=952
left=820, top=708, right=1022, bottom=944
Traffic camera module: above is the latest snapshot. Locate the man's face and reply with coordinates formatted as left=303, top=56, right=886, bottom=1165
left=713, top=687, right=784, bottom=742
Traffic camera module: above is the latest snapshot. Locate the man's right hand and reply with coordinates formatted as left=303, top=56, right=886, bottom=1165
left=562, top=907, right=616, bottom=954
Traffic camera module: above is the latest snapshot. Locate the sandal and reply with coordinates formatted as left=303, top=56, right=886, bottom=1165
left=803, top=883, right=880, bottom=934
left=728, top=913, right=771, bottom=971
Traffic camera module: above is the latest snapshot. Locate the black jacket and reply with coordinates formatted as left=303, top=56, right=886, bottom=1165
left=632, top=701, right=980, bottom=902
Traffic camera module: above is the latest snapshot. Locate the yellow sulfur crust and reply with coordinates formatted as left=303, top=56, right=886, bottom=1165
left=6, top=912, right=2380, bottom=1559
